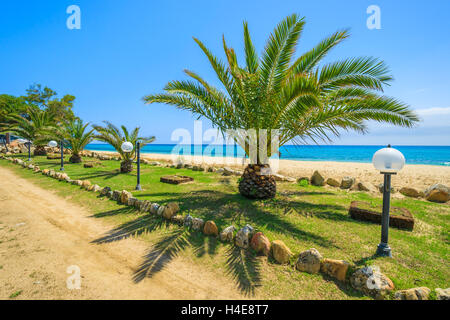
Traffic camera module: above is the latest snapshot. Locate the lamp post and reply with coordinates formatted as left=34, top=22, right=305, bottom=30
left=59, top=140, right=65, bottom=171
left=48, top=140, right=60, bottom=169
left=48, top=140, right=58, bottom=148
left=135, top=141, right=142, bottom=191
left=48, top=140, right=64, bottom=171
left=372, top=144, right=405, bottom=257
left=25, top=140, right=32, bottom=161
left=121, top=141, right=142, bottom=190
left=1, top=135, right=9, bottom=152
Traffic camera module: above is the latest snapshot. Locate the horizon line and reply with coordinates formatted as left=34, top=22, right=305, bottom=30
left=87, top=142, right=450, bottom=147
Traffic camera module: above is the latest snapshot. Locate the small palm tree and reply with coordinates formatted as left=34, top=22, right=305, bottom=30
left=40, top=119, right=95, bottom=163
left=3, top=107, right=55, bottom=156
left=93, top=121, right=155, bottom=173
left=144, top=14, right=419, bottom=199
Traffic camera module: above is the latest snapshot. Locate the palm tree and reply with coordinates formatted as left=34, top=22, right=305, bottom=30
left=93, top=121, right=155, bottom=173
left=40, top=119, right=95, bottom=163
left=3, top=107, right=55, bottom=156
left=143, top=14, right=419, bottom=199
left=0, top=94, right=28, bottom=148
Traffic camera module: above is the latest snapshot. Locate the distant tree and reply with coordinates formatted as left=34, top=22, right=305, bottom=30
left=0, top=94, right=28, bottom=146
left=4, top=107, right=55, bottom=156
left=93, top=121, right=155, bottom=173
left=23, top=84, right=76, bottom=123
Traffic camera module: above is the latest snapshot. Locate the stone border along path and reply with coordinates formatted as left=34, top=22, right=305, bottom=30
left=1, top=154, right=449, bottom=300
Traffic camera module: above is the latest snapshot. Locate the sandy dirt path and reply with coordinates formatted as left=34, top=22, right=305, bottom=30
left=0, top=166, right=245, bottom=299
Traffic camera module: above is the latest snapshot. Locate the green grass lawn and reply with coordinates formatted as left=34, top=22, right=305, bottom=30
left=1, top=154, right=449, bottom=299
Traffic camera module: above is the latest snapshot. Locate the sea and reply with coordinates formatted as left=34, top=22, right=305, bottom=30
left=84, top=144, right=450, bottom=166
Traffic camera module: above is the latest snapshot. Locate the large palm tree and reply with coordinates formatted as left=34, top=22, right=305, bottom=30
left=93, top=121, right=155, bottom=173
left=143, top=14, right=419, bottom=199
left=3, top=107, right=55, bottom=156
left=40, top=119, right=95, bottom=163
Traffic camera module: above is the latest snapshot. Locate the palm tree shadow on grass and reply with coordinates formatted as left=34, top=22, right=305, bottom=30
left=91, top=215, right=169, bottom=243
left=90, top=206, right=136, bottom=218
left=132, top=227, right=191, bottom=283
left=189, top=232, right=219, bottom=258
left=90, top=186, right=351, bottom=294
left=92, top=215, right=262, bottom=295
left=32, top=160, right=63, bottom=167
left=75, top=170, right=122, bottom=180
left=140, top=190, right=340, bottom=248
left=267, top=196, right=353, bottom=223
left=132, top=228, right=261, bottom=295
left=225, top=246, right=262, bottom=296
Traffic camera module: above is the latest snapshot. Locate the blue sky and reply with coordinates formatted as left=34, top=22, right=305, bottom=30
left=1, top=0, right=449, bottom=145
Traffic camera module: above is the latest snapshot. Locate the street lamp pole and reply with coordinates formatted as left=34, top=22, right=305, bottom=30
left=372, top=144, right=405, bottom=258
left=121, top=140, right=142, bottom=191
left=27, top=140, right=31, bottom=161
left=135, top=141, right=142, bottom=191
left=60, top=140, right=64, bottom=171
left=377, top=171, right=394, bottom=257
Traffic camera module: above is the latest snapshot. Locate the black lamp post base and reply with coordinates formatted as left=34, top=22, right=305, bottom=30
left=135, top=184, right=142, bottom=191
left=376, top=242, right=392, bottom=257
left=60, top=167, right=64, bottom=171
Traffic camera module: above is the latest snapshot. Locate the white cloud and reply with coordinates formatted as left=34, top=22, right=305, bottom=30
left=416, top=107, right=450, bottom=116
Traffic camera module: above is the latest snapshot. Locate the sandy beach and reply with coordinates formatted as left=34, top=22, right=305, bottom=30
left=92, top=150, right=450, bottom=192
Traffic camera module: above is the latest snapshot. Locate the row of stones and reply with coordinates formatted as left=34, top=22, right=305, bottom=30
left=308, top=170, right=450, bottom=203
left=0, top=145, right=30, bottom=154
left=0, top=144, right=71, bottom=155
left=3, top=155, right=449, bottom=301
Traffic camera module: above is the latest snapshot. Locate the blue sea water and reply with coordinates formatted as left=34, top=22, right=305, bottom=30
left=84, top=144, right=450, bottom=166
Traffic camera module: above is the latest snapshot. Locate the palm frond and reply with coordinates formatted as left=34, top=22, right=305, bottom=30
left=288, top=29, right=349, bottom=76
left=318, top=57, right=393, bottom=91
left=260, top=14, right=305, bottom=95
left=243, top=21, right=259, bottom=73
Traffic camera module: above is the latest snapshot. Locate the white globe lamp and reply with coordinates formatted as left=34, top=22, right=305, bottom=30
left=120, top=140, right=142, bottom=191
left=372, top=145, right=405, bottom=173
left=121, top=141, right=134, bottom=153
left=372, top=144, right=405, bottom=257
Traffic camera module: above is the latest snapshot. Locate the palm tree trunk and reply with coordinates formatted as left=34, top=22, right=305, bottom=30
left=238, top=164, right=276, bottom=199
left=120, top=160, right=133, bottom=173
left=69, top=153, right=82, bottom=163
left=33, top=145, right=47, bottom=156
left=5, top=133, right=10, bottom=145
